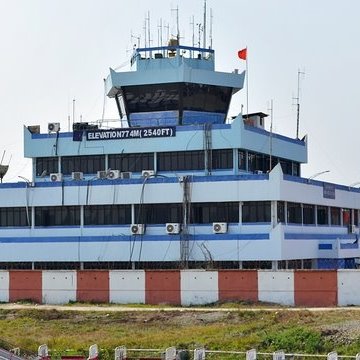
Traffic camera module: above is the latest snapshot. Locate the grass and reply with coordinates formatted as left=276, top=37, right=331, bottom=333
left=0, top=306, right=360, bottom=359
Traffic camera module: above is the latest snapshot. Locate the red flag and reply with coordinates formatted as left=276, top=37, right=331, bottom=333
left=238, top=48, right=247, bottom=60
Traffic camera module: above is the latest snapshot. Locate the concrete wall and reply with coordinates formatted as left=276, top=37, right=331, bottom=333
left=337, top=270, right=360, bottom=306
left=0, top=271, right=9, bottom=302
left=42, top=271, right=77, bottom=304
left=109, top=270, right=145, bottom=304
left=258, top=270, right=294, bottom=306
left=180, top=270, right=218, bottom=306
left=1, top=269, right=360, bottom=307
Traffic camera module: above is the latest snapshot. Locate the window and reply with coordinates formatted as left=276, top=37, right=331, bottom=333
left=84, top=205, right=131, bottom=225
left=292, top=162, right=300, bottom=176
left=242, top=201, right=271, bottom=223
left=342, top=208, right=351, bottom=226
left=36, top=157, right=58, bottom=176
left=242, top=261, right=272, bottom=269
left=123, top=83, right=232, bottom=115
left=191, top=202, right=239, bottom=223
left=317, top=206, right=328, bottom=225
left=330, top=207, right=341, bottom=225
left=35, top=206, right=80, bottom=226
left=238, top=150, right=246, bottom=170
left=354, top=210, right=359, bottom=226
left=287, top=202, right=302, bottom=224
left=212, top=149, right=233, bottom=169
left=280, top=160, right=292, bottom=175
left=108, top=153, right=154, bottom=173
left=0, top=207, right=30, bottom=227
left=157, top=151, right=205, bottom=171
left=61, top=155, right=105, bottom=175
left=247, top=152, right=256, bottom=172
left=134, top=203, right=182, bottom=224
left=303, top=204, right=315, bottom=225
left=277, top=201, right=285, bottom=223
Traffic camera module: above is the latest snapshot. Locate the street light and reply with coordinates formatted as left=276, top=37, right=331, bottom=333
left=307, top=170, right=330, bottom=182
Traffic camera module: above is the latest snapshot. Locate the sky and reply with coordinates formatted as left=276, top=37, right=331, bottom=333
left=0, top=0, right=359, bottom=185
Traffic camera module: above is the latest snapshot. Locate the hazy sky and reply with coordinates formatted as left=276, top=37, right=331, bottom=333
left=0, top=0, right=359, bottom=185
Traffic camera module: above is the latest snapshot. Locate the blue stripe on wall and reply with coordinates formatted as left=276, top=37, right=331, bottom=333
left=285, top=233, right=357, bottom=240
left=0, top=173, right=269, bottom=189
left=319, top=244, right=332, bottom=250
left=0, top=233, right=269, bottom=244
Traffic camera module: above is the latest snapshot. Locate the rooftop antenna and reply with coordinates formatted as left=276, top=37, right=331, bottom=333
left=190, top=16, right=195, bottom=48
left=164, top=23, right=170, bottom=43
left=268, top=100, right=274, bottom=171
left=171, top=5, right=180, bottom=42
left=209, top=8, right=213, bottom=49
left=143, top=16, right=147, bottom=49
left=197, top=23, right=202, bottom=48
left=72, top=98, right=76, bottom=127
left=157, top=19, right=163, bottom=47
left=146, top=11, right=151, bottom=50
left=294, top=68, right=305, bottom=139
left=203, top=0, right=207, bottom=48
left=131, top=31, right=140, bottom=48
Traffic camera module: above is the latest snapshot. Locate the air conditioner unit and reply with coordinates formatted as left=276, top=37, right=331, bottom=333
left=130, top=224, right=145, bottom=235
left=142, top=170, right=155, bottom=178
left=213, top=222, right=228, bottom=234
left=48, top=122, right=60, bottom=133
left=108, top=170, right=120, bottom=179
left=97, top=170, right=107, bottom=179
left=121, top=171, right=132, bottom=179
left=71, top=171, right=83, bottom=180
left=166, top=223, right=181, bottom=234
left=254, top=170, right=263, bottom=174
left=50, top=173, right=63, bottom=182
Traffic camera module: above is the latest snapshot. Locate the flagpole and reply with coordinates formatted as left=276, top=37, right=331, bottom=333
left=237, top=47, right=248, bottom=115
left=246, top=46, right=248, bottom=116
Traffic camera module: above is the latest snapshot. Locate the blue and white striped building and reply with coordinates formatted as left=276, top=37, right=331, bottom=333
left=0, top=42, right=359, bottom=270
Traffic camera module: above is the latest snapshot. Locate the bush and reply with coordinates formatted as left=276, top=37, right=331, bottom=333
left=261, top=327, right=325, bottom=353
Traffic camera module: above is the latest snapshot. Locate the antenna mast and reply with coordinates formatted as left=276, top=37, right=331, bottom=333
left=164, top=23, right=170, bottom=44
left=171, top=5, right=180, bottom=42
left=147, top=11, right=151, bottom=48
left=203, top=0, right=207, bottom=48
left=209, top=8, right=213, bottom=49
left=72, top=98, right=76, bottom=126
left=190, top=16, right=195, bottom=47
left=143, top=16, right=147, bottom=49
left=295, top=69, right=305, bottom=139
left=158, top=18, right=163, bottom=47
left=268, top=100, right=274, bottom=171
left=131, top=32, right=140, bottom=48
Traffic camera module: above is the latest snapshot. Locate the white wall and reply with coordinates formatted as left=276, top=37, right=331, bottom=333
left=338, top=270, right=360, bottom=306
left=0, top=271, right=9, bottom=302
left=258, top=270, right=294, bottom=306
left=42, top=271, right=77, bottom=304
left=109, top=270, right=145, bottom=304
left=180, top=270, right=218, bottom=305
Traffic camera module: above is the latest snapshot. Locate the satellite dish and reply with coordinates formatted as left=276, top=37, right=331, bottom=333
left=0, top=164, right=8, bottom=183
left=0, top=150, right=9, bottom=183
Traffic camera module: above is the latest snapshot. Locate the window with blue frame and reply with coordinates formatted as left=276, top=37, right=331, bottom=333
left=108, top=153, right=154, bottom=172
left=242, top=201, right=271, bottom=223
left=36, top=157, right=58, bottom=176
left=84, top=205, right=131, bottom=225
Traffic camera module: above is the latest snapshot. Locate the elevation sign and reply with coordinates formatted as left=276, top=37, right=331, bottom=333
left=86, top=126, right=176, bottom=141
